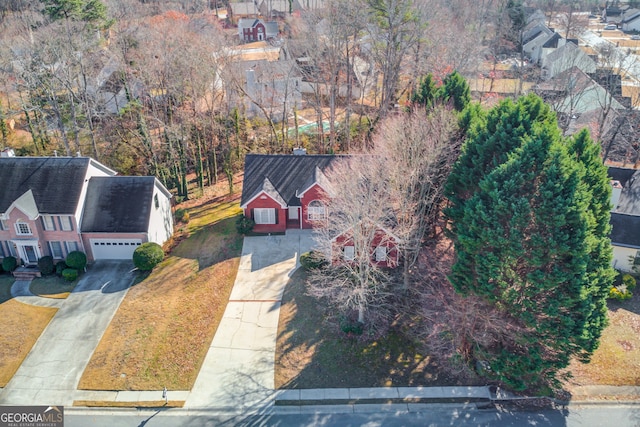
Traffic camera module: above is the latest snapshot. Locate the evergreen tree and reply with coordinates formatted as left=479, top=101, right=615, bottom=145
left=445, top=95, right=615, bottom=391
left=411, top=73, right=437, bottom=109
left=438, top=71, right=471, bottom=112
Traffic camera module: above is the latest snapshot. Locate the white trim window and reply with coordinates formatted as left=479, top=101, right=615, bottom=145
left=15, top=221, right=32, bottom=235
left=59, top=216, right=73, bottom=231
left=1, top=241, right=16, bottom=257
left=307, top=200, right=326, bottom=221
left=343, top=245, right=355, bottom=261
left=254, top=208, right=276, bottom=225
left=42, top=215, right=56, bottom=231
left=375, top=246, right=387, bottom=262
left=49, top=241, right=64, bottom=259
left=65, top=241, right=79, bottom=253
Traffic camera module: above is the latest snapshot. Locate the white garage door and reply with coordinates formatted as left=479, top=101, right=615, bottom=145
left=90, top=239, right=142, bottom=260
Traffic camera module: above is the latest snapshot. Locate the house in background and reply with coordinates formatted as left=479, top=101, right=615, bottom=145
left=238, top=18, right=266, bottom=42
left=620, top=8, right=640, bottom=31
left=608, top=166, right=640, bottom=271
left=0, top=156, right=173, bottom=267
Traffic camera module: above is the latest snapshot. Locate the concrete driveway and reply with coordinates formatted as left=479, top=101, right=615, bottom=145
left=0, top=261, right=137, bottom=406
left=186, top=229, right=315, bottom=409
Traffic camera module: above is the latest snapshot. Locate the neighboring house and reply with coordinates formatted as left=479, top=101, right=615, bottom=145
left=608, top=166, right=640, bottom=271
left=332, top=227, right=400, bottom=268
left=522, top=23, right=555, bottom=64
left=240, top=152, right=399, bottom=268
left=620, top=8, right=640, bottom=31
left=535, top=66, right=625, bottom=116
left=238, top=18, right=267, bottom=42
left=540, top=42, right=596, bottom=80
left=229, top=1, right=260, bottom=19
left=80, top=176, right=174, bottom=261
left=240, top=152, right=343, bottom=233
left=258, top=0, right=303, bottom=18
left=0, top=156, right=173, bottom=266
left=227, top=59, right=302, bottom=120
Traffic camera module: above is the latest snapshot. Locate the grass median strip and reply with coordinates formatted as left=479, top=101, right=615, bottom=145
left=73, top=400, right=185, bottom=408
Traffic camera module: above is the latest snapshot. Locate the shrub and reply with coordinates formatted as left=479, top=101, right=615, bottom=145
left=55, top=262, right=68, bottom=277
left=62, top=268, right=78, bottom=282
left=66, top=251, right=87, bottom=270
left=235, top=215, right=255, bottom=235
left=609, top=286, right=633, bottom=301
left=37, top=256, right=55, bottom=275
left=622, top=274, right=637, bottom=291
left=339, top=315, right=364, bottom=336
left=300, top=251, right=328, bottom=270
left=2, top=256, right=17, bottom=272
left=133, top=242, right=164, bottom=271
left=175, top=208, right=190, bottom=223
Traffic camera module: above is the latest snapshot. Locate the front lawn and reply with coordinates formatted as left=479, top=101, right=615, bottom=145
left=275, top=269, right=483, bottom=389
left=29, top=275, right=79, bottom=299
left=565, top=294, right=640, bottom=388
left=0, top=274, right=58, bottom=387
left=79, top=192, right=243, bottom=391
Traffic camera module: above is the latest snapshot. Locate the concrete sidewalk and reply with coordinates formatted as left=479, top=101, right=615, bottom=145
left=11, top=280, right=65, bottom=308
left=185, top=230, right=314, bottom=410
left=0, top=261, right=137, bottom=406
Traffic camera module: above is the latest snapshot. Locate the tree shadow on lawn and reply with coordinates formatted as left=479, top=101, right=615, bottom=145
left=275, top=269, right=485, bottom=389
left=171, top=216, right=244, bottom=270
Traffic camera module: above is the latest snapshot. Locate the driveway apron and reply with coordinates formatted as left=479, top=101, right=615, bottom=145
left=0, top=261, right=137, bottom=406
left=186, top=229, right=314, bottom=410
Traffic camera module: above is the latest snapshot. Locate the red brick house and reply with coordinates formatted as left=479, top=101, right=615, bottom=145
left=240, top=153, right=345, bottom=233
left=241, top=19, right=266, bottom=42
left=332, top=227, right=400, bottom=268
left=240, top=153, right=400, bottom=268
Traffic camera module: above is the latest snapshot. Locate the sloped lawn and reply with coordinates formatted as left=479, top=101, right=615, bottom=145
left=79, top=193, right=243, bottom=390
left=0, top=275, right=58, bottom=387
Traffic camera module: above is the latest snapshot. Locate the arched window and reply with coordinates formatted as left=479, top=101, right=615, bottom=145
left=307, top=200, right=326, bottom=221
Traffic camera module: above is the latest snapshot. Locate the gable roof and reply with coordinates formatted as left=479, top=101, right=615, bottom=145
left=610, top=212, right=640, bottom=248
left=0, top=157, right=104, bottom=215
left=241, top=154, right=347, bottom=208
left=81, top=176, right=158, bottom=233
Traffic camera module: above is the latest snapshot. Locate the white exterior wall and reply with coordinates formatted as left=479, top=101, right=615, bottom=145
left=622, top=18, right=640, bottom=32
left=612, top=244, right=637, bottom=271
left=147, top=181, right=174, bottom=245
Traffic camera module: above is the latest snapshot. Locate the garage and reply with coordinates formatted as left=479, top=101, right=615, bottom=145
left=90, top=238, right=142, bottom=260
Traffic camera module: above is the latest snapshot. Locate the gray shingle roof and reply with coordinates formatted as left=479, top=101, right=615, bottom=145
left=241, top=154, right=347, bottom=207
left=610, top=212, right=640, bottom=248
left=81, top=176, right=156, bottom=233
left=0, top=157, right=92, bottom=214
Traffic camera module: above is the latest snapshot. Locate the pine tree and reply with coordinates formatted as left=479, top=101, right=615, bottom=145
left=445, top=95, right=615, bottom=391
left=438, top=71, right=471, bottom=112
left=411, top=73, right=437, bottom=109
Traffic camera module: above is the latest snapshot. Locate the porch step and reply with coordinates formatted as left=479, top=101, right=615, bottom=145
left=12, top=267, right=41, bottom=280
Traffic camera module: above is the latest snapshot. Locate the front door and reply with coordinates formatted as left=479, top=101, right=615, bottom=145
left=23, top=245, right=38, bottom=264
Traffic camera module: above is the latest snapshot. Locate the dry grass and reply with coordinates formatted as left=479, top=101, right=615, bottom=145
left=29, top=275, right=78, bottom=299
left=275, top=270, right=475, bottom=389
left=79, top=189, right=243, bottom=391
left=73, top=400, right=184, bottom=408
left=566, top=297, right=640, bottom=388
left=0, top=275, right=58, bottom=387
